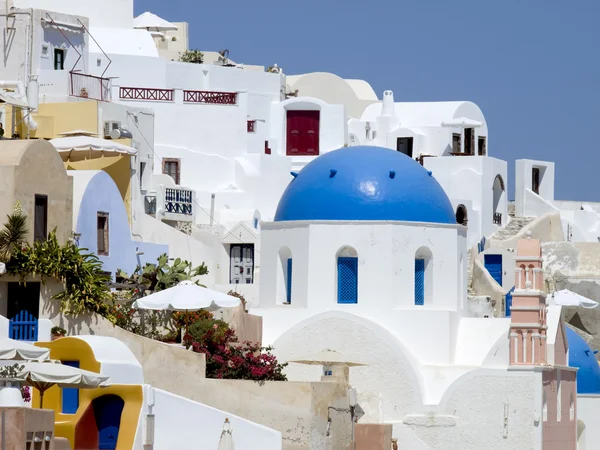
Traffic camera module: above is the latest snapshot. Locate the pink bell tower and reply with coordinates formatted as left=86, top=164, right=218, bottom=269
left=509, top=232, right=547, bottom=366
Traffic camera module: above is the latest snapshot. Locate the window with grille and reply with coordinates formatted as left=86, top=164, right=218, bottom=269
left=464, top=128, right=475, bottom=155
left=337, top=257, right=358, bottom=304
left=415, top=259, right=425, bottom=305
left=162, top=158, right=180, bottom=185
left=97, top=212, right=109, bottom=256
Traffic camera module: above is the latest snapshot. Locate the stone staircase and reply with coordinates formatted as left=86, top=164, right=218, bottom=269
left=491, top=216, right=535, bottom=241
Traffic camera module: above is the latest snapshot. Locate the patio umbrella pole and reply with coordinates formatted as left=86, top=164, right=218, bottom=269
left=39, top=389, right=44, bottom=409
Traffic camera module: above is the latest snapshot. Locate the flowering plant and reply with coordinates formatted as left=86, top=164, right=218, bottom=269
left=21, top=386, right=31, bottom=403
left=188, top=325, right=287, bottom=381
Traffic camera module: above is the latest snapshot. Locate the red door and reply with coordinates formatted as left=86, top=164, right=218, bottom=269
left=286, top=110, right=320, bottom=156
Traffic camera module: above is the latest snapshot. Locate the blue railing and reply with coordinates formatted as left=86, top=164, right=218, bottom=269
left=165, top=188, right=193, bottom=215
left=9, top=310, right=38, bottom=341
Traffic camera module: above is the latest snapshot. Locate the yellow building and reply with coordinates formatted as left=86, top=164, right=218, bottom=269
left=35, top=336, right=144, bottom=450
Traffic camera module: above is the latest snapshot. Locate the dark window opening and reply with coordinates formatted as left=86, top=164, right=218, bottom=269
left=478, top=136, right=487, bottom=156
left=456, top=205, right=468, bottom=226
left=464, top=128, right=475, bottom=155
left=162, top=158, right=180, bottom=185
left=34, top=195, right=48, bottom=242
left=97, top=212, right=109, bottom=256
left=396, top=137, right=414, bottom=158
left=54, top=49, right=65, bottom=71
left=247, top=120, right=256, bottom=133
left=532, top=168, right=540, bottom=195
left=139, top=162, right=146, bottom=190
left=452, top=133, right=461, bottom=154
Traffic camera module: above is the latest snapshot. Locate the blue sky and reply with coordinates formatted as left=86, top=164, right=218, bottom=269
left=135, top=0, right=600, bottom=201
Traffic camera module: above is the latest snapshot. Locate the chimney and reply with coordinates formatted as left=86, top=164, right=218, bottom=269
left=381, top=90, right=395, bottom=116
left=509, top=232, right=547, bottom=366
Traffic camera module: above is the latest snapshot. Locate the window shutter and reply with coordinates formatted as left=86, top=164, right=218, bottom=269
left=415, top=259, right=425, bottom=305
left=286, top=258, right=293, bottom=303
left=337, top=257, right=358, bottom=304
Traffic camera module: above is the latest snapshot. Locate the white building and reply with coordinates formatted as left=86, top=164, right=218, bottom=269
left=252, top=145, right=582, bottom=449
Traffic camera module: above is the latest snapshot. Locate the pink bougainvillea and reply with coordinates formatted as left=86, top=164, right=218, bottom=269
left=185, top=326, right=287, bottom=381
left=21, top=385, right=31, bottom=403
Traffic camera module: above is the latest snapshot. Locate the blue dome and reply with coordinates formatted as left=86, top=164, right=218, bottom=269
left=275, top=146, right=455, bottom=224
left=566, top=327, right=600, bottom=394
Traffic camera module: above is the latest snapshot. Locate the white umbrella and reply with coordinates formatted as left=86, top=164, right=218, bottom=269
left=218, top=418, right=235, bottom=450
left=440, top=117, right=483, bottom=128
left=131, top=281, right=241, bottom=312
left=288, top=349, right=366, bottom=367
left=132, top=281, right=241, bottom=339
left=17, top=362, right=110, bottom=408
left=49, top=136, right=137, bottom=160
left=551, top=290, right=599, bottom=309
left=133, top=12, right=178, bottom=31
left=0, top=339, right=50, bottom=362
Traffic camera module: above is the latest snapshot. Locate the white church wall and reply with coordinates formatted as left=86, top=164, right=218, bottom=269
left=576, top=395, right=600, bottom=450
left=258, top=221, right=463, bottom=311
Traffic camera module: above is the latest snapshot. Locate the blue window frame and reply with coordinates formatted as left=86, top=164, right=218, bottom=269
left=286, top=258, right=292, bottom=303
left=62, top=360, right=80, bottom=414
left=415, top=259, right=425, bottom=305
left=337, top=257, right=358, bottom=304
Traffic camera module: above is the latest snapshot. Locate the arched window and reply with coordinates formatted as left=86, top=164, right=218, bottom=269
left=337, top=246, right=358, bottom=304
left=415, top=247, right=433, bottom=306
left=455, top=204, right=468, bottom=226
left=278, top=247, right=292, bottom=304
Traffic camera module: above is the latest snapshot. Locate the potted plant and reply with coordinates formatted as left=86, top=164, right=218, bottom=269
left=51, top=326, right=67, bottom=341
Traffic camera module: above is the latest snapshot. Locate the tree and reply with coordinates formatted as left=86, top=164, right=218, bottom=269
left=0, top=201, right=28, bottom=262
left=179, top=50, right=204, bottom=64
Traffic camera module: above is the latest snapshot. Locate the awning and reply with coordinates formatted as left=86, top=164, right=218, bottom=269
left=0, top=90, right=28, bottom=108
left=41, top=17, right=84, bottom=33
left=441, top=117, right=483, bottom=128
left=50, top=136, right=137, bottom=154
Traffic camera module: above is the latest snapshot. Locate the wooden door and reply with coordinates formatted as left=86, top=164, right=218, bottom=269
left=286, top=110, right=320, bottom=156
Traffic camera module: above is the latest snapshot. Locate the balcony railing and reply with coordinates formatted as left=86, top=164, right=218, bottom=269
left=165, top=188, right=193, bottom=216
left=183, top=90, right=237, bottom=104
left=493, top=212, right=502, bottom=225
left=120, top=87, right=174, bottom=101
left=70, top=72, right=112, bottom=102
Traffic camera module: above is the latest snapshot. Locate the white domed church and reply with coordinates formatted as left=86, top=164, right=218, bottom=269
left=252, top=146, right=578, bottom=449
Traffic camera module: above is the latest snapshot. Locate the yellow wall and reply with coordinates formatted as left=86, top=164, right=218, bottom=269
left=35, top=338, right=143, bottom=450
left=30, top=101, right=98, bottom=139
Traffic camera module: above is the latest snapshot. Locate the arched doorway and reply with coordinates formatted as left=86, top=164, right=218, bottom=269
left=455, top=205, right=468, bottom=226
left=492, top=175, right=506, bottom=226
left=93, top=395, right=125, bottom=450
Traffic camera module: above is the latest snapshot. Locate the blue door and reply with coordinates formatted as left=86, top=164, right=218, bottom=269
left=7, top=282, right=40, bottom=341
left=415, top=259, right=425, bottom=305
left=484, top=254, right=503, bottom=286
left=286, top=258, right=292, bottom=303
left=337, top=257, right=358, bottom=304
left=93, top=395, right=125, bottom=450
left=62, top=361, right=80, bottom=414
left=505, top=286, right=515, bottom=317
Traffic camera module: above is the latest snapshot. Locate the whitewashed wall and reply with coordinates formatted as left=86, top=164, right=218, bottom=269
left=146, top=387, right=282, bottom=450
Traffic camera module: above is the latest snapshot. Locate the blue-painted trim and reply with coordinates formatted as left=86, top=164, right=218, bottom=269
left=9, top=310, right=38, bottom=341
left=415, top=259, right=425, bottom=305
left=337, top=257, right=358, bottom=304
left=286, top=258, right=292, bottom=303
left=484, top=254, right=503, bottom=286
left=61, top=360, right=80, bottom=414
left=505, top=286, right=515, bottom=317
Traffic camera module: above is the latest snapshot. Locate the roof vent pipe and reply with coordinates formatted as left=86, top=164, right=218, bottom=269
left=0, top=80, right=38, bottom=130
